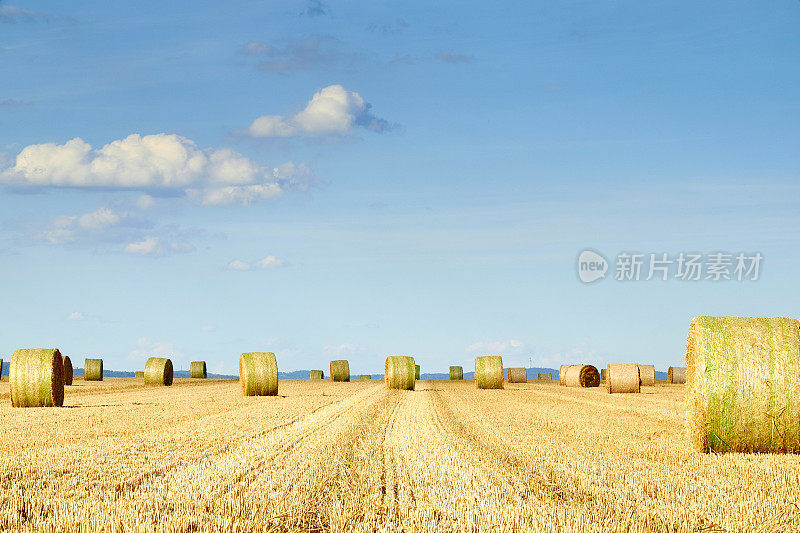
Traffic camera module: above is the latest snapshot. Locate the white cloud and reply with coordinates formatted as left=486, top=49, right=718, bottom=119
left=41, top=228, right=75, bottom=244
left=129, top=337, right=182, bottom=363
left=188, top=183, right=282, bottom=206
left=247, top=84, right=396, bottom=137
left=466, top=339, right=524, bottom=354
left=255, top=255, right=285, bottom=269
left=202, top=325, right=215, bottom=332
left=228, top=259, right=251, bottom=271
left=323, top=343, right=357, bottom=357
left=78, top=207, right=120, bottom=230
left=124, top=236, right=161, bottom=255
left=67, top=311, right=84, bottom=321
left=0, top=5, right=48, bottom=23
left=137, top=194, right=155, bottom=209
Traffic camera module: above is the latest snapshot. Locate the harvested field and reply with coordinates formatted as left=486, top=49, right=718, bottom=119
left=0, top=378, right=798, bottom=531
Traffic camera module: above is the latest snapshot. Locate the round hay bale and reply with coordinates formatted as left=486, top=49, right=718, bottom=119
left=686, top=316, right=800, bottom=453
left=638, top=364, right=655, bottom=386
left=240, top=352, right=278, bottom=396
left=144, top=357, right=173, bottom=386
left=10, top=348, right=64, bottom=407
left=190, top=361, right=207, bottom=379
left=667, top=366, right=686, bottom=384
left=359, top=374, right=371, bottom=380
left=537, top=373, right=552, bottom=381
left=415, top=364, right=420, bottom=380
left=134, top=371, right=144, bottom=378
left=564, top=365, right=600, bottom=388
left=508, top=367, right=527, bottom=383
left=606, top=363, right=640, bottom=393
left=62, top=355, right=73, bottom=385
left=84, top=358, right=103, bottom=381
left=385, top=356, right=415, bottom=390
left=475, top=356, right=504, bottom=389
left=330, top=360, right=350, bottom=382
left=309, top=370, right=324, bottom=380
left=600, top=368, right=607, bottom=381
left=559, top=364, right=578, bottom=386
left=449, top=366, right=463, bottom=380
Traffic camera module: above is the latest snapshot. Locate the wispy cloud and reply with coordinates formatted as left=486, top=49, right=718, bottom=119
left=228, top=255, right=287, bottom=271
left=246, top=84, right=398, bottom=138
left=67, top=311, right=84, bottom=321
left=0, top=98, right=33, bottom=107
left=435, top=50, right=474, bottom=64
left=300, top=0, right=327, bottom=18
left=466, top=339, right=524, bottom=355
left=367, top=18, right=410, bottom=35
left=0, top=4, right=48, bottom=24
left=239, top=35, right=352, bottom=73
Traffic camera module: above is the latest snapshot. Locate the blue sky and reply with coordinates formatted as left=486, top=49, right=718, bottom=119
left=1, top=1, right=799, bottom=375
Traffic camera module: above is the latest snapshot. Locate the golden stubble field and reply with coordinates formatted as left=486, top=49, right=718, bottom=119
left=1, top=378, right=799, bottom=532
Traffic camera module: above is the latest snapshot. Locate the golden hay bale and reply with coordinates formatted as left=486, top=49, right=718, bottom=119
left=449, top=366, right=463, bottom=380
left=240, top=352, right=278, bottom=396
left=538, top=373, right=552, bottom=381
left=638, top=364, right=655, bottom=386
left=606, top=363, right=640, bottom=393
left=309, top=370, right=324, bottom=380
left=507, top=367, right=527, bottom=383
left=84, top=358, right=103, bottom=381
left=190, top=361, right=207, bottom=378
left=385, top=356, right=415, bottom=390
left=475, top=356, right=504, bottom=389
left=134, top=371, right=144, bottom=378
left=330, top=360, right=350, bottom=382
left=10, top=349, right=64, bottom=407
left=564, top=365, right=600, bottom=388
left=144, top=357, right=173, bottom=386
left=415, top=364, right=420, bottom=380
left=686, top=316, right=800, bottom=453
left=359, top=374, right=371, bottom=380
left=62, top=355, right=73, bottom=385
left=668, top=366, right=686, bottom=384
left=559, top=364, right=577, bottom=386
left=600, top=368, right=606, bottom=381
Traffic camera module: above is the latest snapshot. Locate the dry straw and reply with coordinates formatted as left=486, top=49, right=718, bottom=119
left=240, top=352, right=278, bottom=396
left=359, top=374, right=371, bottom=380
left=134, top=371, right=144, bottom=378
left=564, top=365, right=600, bottom=388
left=330, top=360, right=350, bottom=382
left=415, top=364, right=420, bottom=380
left=10, top=348, right=64, bottom=407
left=538, top=373, right=552, bottom=381
left=668, top=366, right=686, bottom=384
left=449, top=366, right=463, bottom=380
left=309, top=370, right=324, bottom=380
left=686, top=316, right=800, bottom=453
left=62, top=355, right=73, bottom=385
left=600, top=368, right=606, bottom=381
left=559, top=364, right=577, bottom=386
left=385, top=356, right=415, bottom=390
left=190, top=361, right=207, bottom=379
left=638, top=364, right=655, bottom=386
left=475, top=356, right=504, bottom=389
left=84, top=358, right=103, bottom=381
left=0, top=357, right=2, bottom=381
left=606, top=364, right=640, bottom=393
left=507, top=367, right=527, bottom=383
left=144, top=357, right=174, bottom=386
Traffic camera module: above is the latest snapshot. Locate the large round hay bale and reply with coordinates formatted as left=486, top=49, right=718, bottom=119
left=62, top=355, right=73, bottom=385
left=475, top=356, right=503, bottom=389
left=564, top=365, right=600, bottom=388
left=508, top=367, right=527, bottom=383
left=600, top=368, right=607, bottom=381
left=638, top=364, right=655, bottom=386
left=667, top=366, right=686, bottom=384
left=134, top=371, right=144, bottom=378
left=537, top=373, right=552, bottom=381
left=559, top=364, right=577, bottom=386
left=84, top=358, right=103, bottom=381
left=415, top=364, right=420, bottom=380
left=10, top=349, right=64, bottom=407
left=606, top=363, right=640, bottom=393
left=190, top=361, right=207, bottom=378
left=385, top=356, right=415, bottom=390
left=449, top=366, right=463, bottom=380
left=309, top=370, right=324, bottom=380
left=686, top=316, right=800, bottom=453
left=240, top=352, right=278, bottom=396
left=144, top=357, right=173, bottom=386
left=330, top=360, right=350, bottom=382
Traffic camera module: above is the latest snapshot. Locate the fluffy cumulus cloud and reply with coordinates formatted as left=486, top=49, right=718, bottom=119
left=228, top=255, right=287, bottom=271
left=247, top=85, right=397, bottom=137
left=0, top=133, right=317, bottom=206
left=466, top=339, right=524, bottom=354
left=124, top=236, right=193, bottom=256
